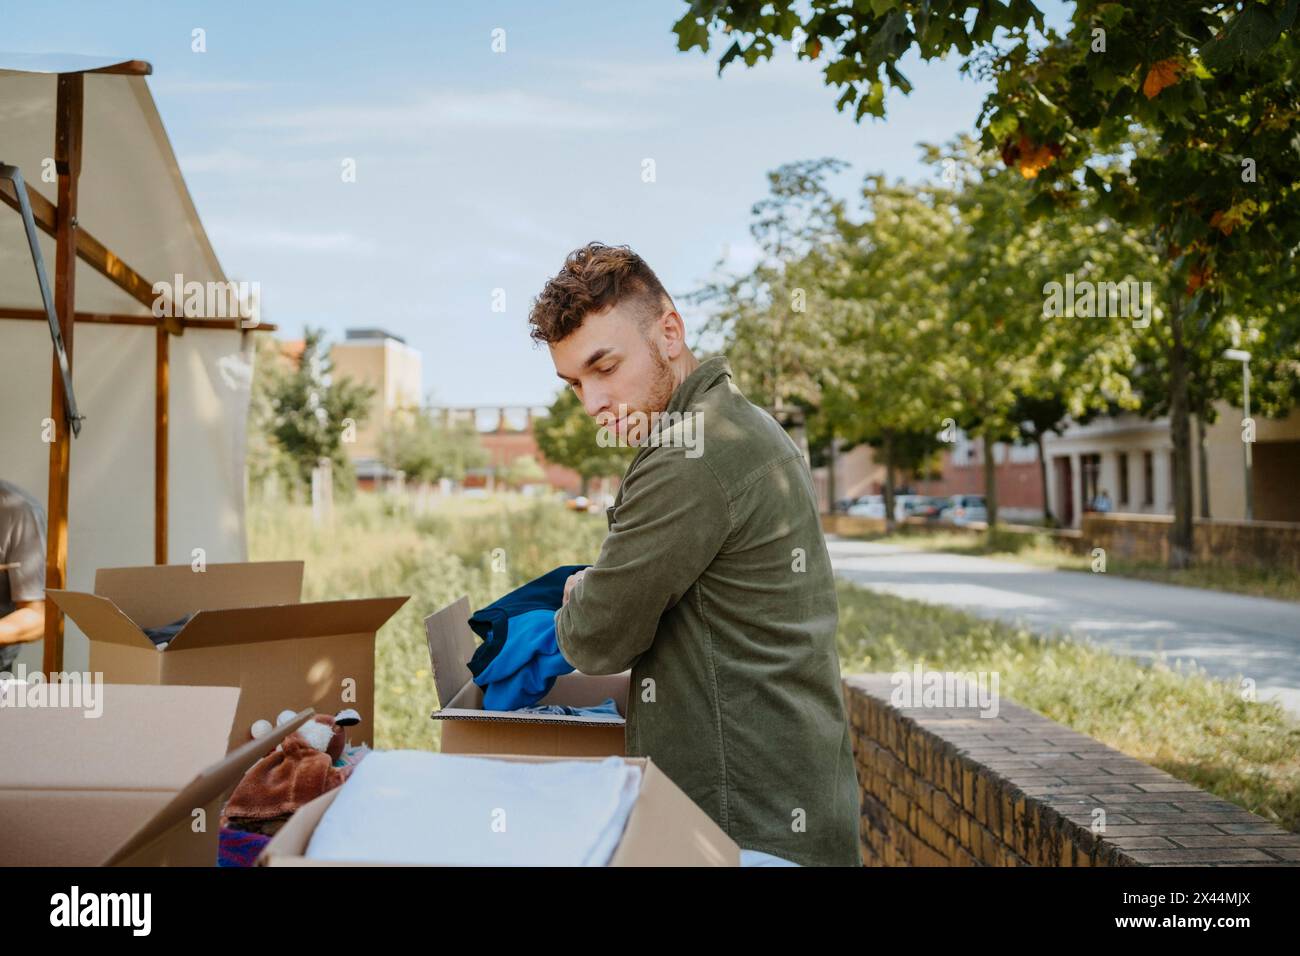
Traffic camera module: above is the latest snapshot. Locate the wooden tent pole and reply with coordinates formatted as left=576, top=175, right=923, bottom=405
left=155, top=327, right=169, bottom=564
left=43, top=73, right=83, bottom=676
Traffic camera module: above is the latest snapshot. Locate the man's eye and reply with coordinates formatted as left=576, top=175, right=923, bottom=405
left=598, top=365, right=616, bottom=375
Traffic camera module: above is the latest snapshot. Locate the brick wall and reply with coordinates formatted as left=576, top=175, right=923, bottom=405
left=1083, top=514, right=1300, bottom=573
left=844, top=674, right=1300, bottom=866
left=919, top=458, right=1045, bottom=511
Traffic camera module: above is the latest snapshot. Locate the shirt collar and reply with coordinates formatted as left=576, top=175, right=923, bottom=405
left=665, top=355, right=731, bottom=417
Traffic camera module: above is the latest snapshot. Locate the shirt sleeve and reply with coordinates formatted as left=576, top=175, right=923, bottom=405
left=555, top=446, right=731, bottom=675
left=6, top=499, right=47, bottom=604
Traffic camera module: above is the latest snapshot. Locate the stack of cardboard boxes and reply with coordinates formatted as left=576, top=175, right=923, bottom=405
left=2, top=563, right=738, bottom=866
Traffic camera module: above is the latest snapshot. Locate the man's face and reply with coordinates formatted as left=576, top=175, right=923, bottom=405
left=551, top=301, right=677, bottom=442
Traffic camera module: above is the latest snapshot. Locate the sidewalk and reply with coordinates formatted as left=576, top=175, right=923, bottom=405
left=827, top=536, right=1300, bottom=718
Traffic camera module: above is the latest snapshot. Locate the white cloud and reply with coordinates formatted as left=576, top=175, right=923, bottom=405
left=239, top=89, right=661, bottom=143
left=152, top=79, right=267, bottom=94
left=207, top=223, right=378, bottom=255
left=176, top=148, right=267, bottom=173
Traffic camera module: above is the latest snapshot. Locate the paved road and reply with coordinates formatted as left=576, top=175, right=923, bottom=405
left=827, top=536, right=1300, bottom=718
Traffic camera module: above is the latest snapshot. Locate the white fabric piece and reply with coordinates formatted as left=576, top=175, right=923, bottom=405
left=305, top=751, right=643, bottom=866
left=740, top=848, right=802, bottom=867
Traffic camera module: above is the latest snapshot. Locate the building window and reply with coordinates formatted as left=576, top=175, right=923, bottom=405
left=1142, top=451, right=1154, bottom=506
left=1118, top=452, right=1129, bottom=506
left=1081, top=454, right=1101, bottom=510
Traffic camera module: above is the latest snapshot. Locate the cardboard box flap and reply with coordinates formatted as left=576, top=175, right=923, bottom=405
left=93, top=561, right=305, bottom=628
left=103, top=707, right=313, bottom=866
left=610, top=760, right=737, bottom=865
left=424, top=596, right=478, bottom=709
left=44, top=589, right=155, bottom=650
left=164, top=596, right=409, bottom=651
left=0, top=684, right=240, bottom=790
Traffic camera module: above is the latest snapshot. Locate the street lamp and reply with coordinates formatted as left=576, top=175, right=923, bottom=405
left=1222, top=348, right=1252, bottom=521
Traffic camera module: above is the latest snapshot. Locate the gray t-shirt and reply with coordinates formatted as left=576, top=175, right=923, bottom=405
left=0, top=480, right=47, bottom=671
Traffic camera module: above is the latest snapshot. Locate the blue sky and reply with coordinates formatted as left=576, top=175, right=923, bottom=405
left=6, top=1, right=1066, bottom=405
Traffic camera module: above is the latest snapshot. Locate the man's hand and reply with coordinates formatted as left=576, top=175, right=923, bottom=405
left=562, top=569, right=587, bottom=606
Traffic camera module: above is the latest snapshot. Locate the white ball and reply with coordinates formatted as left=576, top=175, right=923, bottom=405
left=250, top=719, right=273, bottom=739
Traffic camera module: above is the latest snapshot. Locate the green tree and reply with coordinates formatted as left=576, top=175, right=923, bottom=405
left=265, top=327, right=374, bottom=495
left=505, top=455, right=547, bottom=488
left=378, top=410, right=488, bottom=484
left=933, top=141, right=1150, bottom=527
left=533, top=388, right=634, bottom=496
left=674, top=0, right=1300, bottom=563
left=817, top=173, right=961, bottom=530
left=247, top=334, right=300, bottom=500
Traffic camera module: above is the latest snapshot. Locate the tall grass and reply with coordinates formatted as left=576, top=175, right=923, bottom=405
left=248, top=493, right=607, bottom=750
left=837, top=582, right=1300, bottom=832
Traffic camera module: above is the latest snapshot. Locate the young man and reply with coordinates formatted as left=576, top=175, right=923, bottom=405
left=0, top=479, right=48, bottom=674
left=532, top=242, right=861, bottom=867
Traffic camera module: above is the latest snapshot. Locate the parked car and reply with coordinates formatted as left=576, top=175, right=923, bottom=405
left=910, top=496, right=947, bottom=520
left=846, top=495, right=886, bottom=518
left=893, top=494, right=936, bottom=522
left=939, top=494, right=988, bottom=526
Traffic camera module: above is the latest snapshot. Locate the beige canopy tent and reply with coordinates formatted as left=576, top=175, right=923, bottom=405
left=0, top=53, right=275, bottom=674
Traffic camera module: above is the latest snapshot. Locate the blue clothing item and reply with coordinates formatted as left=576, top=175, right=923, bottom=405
left=472, top=608, right=574, bottom=711
left=514, top=696, right=622, bottom=720
left=142, top=613, right=195, bottom=647
left=467, top=564, right=588, bottom=679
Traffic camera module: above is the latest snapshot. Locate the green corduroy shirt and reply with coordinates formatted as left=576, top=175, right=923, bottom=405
left=555, top=355, right=862, bottom=867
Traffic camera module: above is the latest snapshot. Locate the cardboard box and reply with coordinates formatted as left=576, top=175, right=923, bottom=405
left=47, top=561, right=407, bottom=752
left=425, top=595, right=629, bottom=756
left=259, top=752, right=739, bottom=866
left=0, top=682, right=312, bottom=866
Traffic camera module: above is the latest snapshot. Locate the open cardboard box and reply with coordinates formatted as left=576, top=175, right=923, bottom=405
left=0, top=682, right=311, bottom=866
left=425, top=596, right=629, bottom=756
left=47, top=561, right=407, bottom=752
left=259, top=752, right=739, bottom=866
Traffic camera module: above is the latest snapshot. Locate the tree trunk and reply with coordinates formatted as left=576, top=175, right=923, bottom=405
left=826, top=430, right=837, bottom=514
left=1035, top=433, right=1053, bottom=527
left=883, top=430, right=896, bottom=534
left=579, top=474, right=590, bottom=497
left=1197, top=413, right=1210, bottom=519
left=983, top=434, right=999, bottom=528
left=1168, top=299, right=1195, bottom=568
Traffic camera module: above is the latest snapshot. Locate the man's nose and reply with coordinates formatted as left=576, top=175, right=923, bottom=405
left=582, top=388, right=609, bottom=419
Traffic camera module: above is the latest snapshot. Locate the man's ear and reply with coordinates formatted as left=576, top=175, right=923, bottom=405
left=659, top=309, right=686, bottom=359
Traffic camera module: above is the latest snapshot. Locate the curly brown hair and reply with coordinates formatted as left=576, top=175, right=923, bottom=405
left=528, top=242, right=673, bottom=344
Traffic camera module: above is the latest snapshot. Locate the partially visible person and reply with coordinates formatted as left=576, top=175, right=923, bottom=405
left=0, top=479, right=47, bottom=673
left=1092, top=489, right=1113, bottom=513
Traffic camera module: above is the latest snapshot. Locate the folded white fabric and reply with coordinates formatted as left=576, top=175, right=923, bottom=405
left=305, top=751, right=643, bottom=866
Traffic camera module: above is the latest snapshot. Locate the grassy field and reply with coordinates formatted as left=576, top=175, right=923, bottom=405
left=248, top=493, right=607, bottom=752
left=862, top=527, right=1300, bottom=603
left=249, top=494, right=1300, bottom=833
left=835, top=581, right=1300, bottom=833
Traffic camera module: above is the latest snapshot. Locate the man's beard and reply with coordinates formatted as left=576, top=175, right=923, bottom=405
left=621, top=343, right=677, bottom=445
left=644, top=344, right=677, bottom=414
